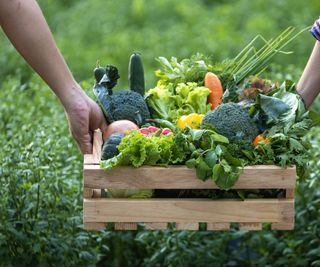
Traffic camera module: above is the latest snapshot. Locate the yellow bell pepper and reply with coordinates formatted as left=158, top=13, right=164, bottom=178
left=176, top=113, right=204, bottom=129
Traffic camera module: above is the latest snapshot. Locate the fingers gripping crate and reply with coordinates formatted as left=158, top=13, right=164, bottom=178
left=83, top=130, right=296, bottom=231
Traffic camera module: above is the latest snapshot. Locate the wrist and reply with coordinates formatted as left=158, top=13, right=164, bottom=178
left=295, top=89, right=307, bottom=109
left=57, top=83, right=87, bottom=111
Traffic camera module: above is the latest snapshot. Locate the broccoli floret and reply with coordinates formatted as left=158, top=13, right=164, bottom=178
left=93, top=65, right=150, bottom=126
left=106, top=90, right=150, bottom=126
left=94, top=86, right=150, bottom=126
left=202, top=103, right=259, bottom=143
left=111, top=91, right=150, bottom=125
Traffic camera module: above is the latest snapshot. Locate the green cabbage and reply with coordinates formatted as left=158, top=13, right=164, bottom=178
left=107, top=189, right=153, bottom=198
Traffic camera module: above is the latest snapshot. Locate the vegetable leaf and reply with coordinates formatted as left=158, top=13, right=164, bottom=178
left=212, top=163, right=241, bottom=190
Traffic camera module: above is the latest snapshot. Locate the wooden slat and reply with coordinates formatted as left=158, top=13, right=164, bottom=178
left=83, top=188, right=93, bottom=198
left=84, top=222, right=106, bottom=230
left=92, top=129, right=103, bottom=164
left=144, top=223, right=168, bottom=230
left=83, top=165, right=296, bottom=189
left=83, top=198, right=293, bottom=223
left=271, top=198, right=294, bottom=230
left=84, top=188, right=103, bottom=198
left=206, top=223, right=230, bottom=231
left=92, top=189, right=102, bottom=198
left=239, top=223, right=262, bottom=230
left=114, top=223, right=138, bottom=230
left=271, top=221, right=294, bottom=230
left=286, top=189, right=295, bottom=199
left=84, top=154, right=99, bottom=165
left=176, top=223, right=199, bottom=230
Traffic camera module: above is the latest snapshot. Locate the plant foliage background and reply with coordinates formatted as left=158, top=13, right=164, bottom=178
left=0, top=0, right=320, bottom=266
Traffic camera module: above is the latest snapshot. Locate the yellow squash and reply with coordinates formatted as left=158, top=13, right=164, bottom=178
left=176, top=113, right=204, bottom=129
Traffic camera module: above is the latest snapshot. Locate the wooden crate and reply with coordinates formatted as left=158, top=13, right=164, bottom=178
left=83, top=130, right=296, bottom=231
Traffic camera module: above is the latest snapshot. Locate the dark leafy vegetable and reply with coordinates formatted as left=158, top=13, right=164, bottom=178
left=251, top=81, right=308, bottom=130
left=258, top=94, right=290, bottom=124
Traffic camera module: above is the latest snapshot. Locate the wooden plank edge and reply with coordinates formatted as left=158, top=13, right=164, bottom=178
left=114, top=223, right=138, bottom=230
left=84, top=188, right=104, bottom=198
left=176, top=223, right=199, bottom=230
left=206, top=223, right=230, bottom=231
left=92, top=129, right=102, bottom=164
left=83, top=198, right=292, bottom=223
left=83, top=188, right=93, bottom=198
left=84, top=154, right=99, bottom=165
left=83, top=221, right=293, bottom=231
left=144, top=223, right=168, bottom=230
left=83, top=164, right=296, bottom=189
left=286, top=189, right=295, bottom=199
left=84, top=222, right=106, bottom=230
left=239, top=223, right=262, bottom=230
left=271, top=221, right=295, bottom=230
left=272, top=198, right=295, bottom=230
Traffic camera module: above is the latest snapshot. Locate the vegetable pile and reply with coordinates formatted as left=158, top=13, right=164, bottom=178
left=93, top=28, right=319, bottom=198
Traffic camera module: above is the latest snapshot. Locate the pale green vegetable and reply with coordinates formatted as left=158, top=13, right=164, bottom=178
left=107, top=189, right=153, bottom=198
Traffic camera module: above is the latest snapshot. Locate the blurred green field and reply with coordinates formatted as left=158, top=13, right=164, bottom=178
left=1, top=1, right=320, bottom=266
left=1, top=0, right=320, bottom=86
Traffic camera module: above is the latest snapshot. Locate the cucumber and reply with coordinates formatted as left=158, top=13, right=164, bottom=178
left=128, top=52, right=145, bottom=96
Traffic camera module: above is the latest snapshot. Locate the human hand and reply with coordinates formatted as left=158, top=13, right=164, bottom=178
left=0, top=0, right=108, bottom=153
left=63, top=88, right=108, bottom=154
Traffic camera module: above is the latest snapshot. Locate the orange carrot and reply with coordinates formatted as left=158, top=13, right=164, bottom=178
left=252, top=135, right=270, bottom=146
left=204, top=72, right=224, bottom=110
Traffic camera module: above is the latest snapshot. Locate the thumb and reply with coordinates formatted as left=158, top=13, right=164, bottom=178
left=89, top=99, right=108, bottom=133
left=99, top=118, right=108, bottom=134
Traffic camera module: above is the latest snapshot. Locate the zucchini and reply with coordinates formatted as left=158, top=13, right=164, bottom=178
left=128, top=52, right=145, bottom=96
left=101, top=133, right=124, bottom=160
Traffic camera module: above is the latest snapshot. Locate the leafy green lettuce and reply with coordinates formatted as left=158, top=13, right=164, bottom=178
left=100, top=130, right=185, bottom=170
left=155, top=54, right=209, bottom=85
left=146, top=82, right=211, bottom=122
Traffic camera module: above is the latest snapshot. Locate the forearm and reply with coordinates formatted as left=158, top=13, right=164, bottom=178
left=297, top=42, right=320, bottom=108
left=0, top=0, right=81, bottom=108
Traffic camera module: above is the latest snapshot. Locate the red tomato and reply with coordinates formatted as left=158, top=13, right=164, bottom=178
left=103, top=120, right=139, bottom=141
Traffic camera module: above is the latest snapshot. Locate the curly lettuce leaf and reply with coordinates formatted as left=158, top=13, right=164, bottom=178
left=145, top=85, right=178, bottom=120
left=185, top=87, right=211, bottom=114
left=155, top=54, right=209, bottom=85
left=100, top=130, right=179, bottom=170
left=146, top=82, right=211, bottom=122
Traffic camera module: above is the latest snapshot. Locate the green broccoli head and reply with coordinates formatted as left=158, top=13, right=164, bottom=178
left=111, top=90, right=150, bottom=126
left=202, top=103, right=259, bottom=143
